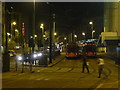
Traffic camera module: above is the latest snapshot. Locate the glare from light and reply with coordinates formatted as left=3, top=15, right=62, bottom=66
left=64, top=37, right=67, bottom=40
left=82, top=32, right=85, bottom=36
left=38, top=53, right=42, bottom=56
left=7, top=33, right=10, bottom=36
left=41, top=24, right=44, bottom=27
left=15, top=46, right=20, bottom=49
left=15, top=29, right=18, bottom=32
left=43, top=35, right=46, bottom=37
left=74, top=35, right=77, bottom=38
left=33, top=54, right=37, bottom=58
left=92, top=30, right=95, bottom=33
left=89, top=21, right=93, bottom=25
left=18, top=56, right=22, bottom=61
left=30, top=36, right=33, bottom=38
left=35, top=35, right=37, bottom=37
left=54, top=32, right=57, bottom=36
left=12, top=21, right=16, bottom=25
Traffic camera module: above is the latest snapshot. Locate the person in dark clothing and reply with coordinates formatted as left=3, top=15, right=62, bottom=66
left=81, top=55, right=90, bottom=73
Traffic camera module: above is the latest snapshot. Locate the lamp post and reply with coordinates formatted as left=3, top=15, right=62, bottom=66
left=82, top=32, right=85, bottom=40
left=54, top=32, right=57, bottom=36
left=89, top=21, right=94, bottom=38
left=12, top=21, right=16, bottom=25
left=11, top=21, right=16, bottom=38
left=15, top=29, right=19, bottom=36
left=92, top=30, right=95, bottom=39
left=64, top=37, right=67, bottom=40
left=64, top=37, right=67, bottom=46
left=40, top=24, right=44, bottom=46
left=7, top=33, right=11, bottom=42
left=74, top=35, right=77, bottom=42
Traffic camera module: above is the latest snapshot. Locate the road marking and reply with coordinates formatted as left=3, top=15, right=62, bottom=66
left=44, top=78, right=49, bottom=80
left=96, top=81, right=119, bottom=88
left=96, top=83, right=103, bottom=88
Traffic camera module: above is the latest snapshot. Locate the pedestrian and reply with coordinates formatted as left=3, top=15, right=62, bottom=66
left=81, top=55, right=90, bottom=73
left=98, top=58, right=104, bottom=78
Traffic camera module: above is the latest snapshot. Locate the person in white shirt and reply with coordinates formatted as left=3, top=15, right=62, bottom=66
left=98, top=58, right=104, bottom=78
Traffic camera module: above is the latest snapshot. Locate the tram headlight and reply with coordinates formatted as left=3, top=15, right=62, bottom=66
left=18, top=56, right=22, bottom=61
left=37, top=53, right=42, bottom=57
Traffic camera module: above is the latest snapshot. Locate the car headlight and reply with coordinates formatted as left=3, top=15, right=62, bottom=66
left=37, top=53, right=42, bottom=56
left=18, top=56, right=22, bottom=61
left=33, top=54, right=37, bottom=58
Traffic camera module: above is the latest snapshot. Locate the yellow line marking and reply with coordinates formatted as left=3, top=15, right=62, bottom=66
left=96, top=83, right=103, bottom=88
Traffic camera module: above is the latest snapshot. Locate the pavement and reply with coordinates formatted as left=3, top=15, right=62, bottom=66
left=1, top=52, right=120, bottom=89
left=48, top=52, right=65, bottom=67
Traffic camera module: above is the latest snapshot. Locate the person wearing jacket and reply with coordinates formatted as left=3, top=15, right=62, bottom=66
left=98, top=58, right=104, bottom=78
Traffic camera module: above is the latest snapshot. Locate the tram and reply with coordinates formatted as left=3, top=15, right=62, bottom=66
left=65, top=43, right=79, bottom=58
left=82, top=43, right=97, bottom=57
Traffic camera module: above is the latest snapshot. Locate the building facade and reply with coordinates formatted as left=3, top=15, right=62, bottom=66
left=104, top=2, right=120, bottom=40
left=103, top=2, right=120, bottom=63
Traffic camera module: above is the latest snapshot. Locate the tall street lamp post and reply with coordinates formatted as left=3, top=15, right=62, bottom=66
left=82, top=32, right=85, bottom=40
left=7, top=33, right=11, bottom=42
left=74, top=34, right=77, bottom=42
left=89, top=21, right=94, bottom=39
left=40, top=24, right=44, bottom=46
left=64, top=37, right=67, bottom=47
left=92, top=30, right=95, bottom=39
left=11, top=21, right=16, bottom=39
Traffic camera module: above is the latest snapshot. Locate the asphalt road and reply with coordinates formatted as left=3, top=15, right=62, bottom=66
left=2, top=53, right=120, bottom=89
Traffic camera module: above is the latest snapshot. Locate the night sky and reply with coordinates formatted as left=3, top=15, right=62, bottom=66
left=6, top=2, right=104, bottom=39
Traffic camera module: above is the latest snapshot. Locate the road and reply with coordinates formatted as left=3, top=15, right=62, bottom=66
left=2, top=52, right=120, bottom=89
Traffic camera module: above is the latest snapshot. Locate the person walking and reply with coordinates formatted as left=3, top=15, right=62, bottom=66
left=81, top=55, right=90, bottom=73
left=98, top=58, right=104, bottom=78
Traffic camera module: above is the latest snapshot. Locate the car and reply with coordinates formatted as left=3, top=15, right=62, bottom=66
left=14, top=46, right=22, bottom=50
left=17, top=52, right=43, bottom=65
left=8, top=50, right=16, bottom=57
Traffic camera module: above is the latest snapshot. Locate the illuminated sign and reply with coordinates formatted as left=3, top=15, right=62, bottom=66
left=22, top=22, right=25, bottom=35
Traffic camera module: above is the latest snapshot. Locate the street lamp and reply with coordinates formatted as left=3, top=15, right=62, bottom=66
left=54, top=32, right=57, bottom=36
left=15, top=29, right=18, bottom=32
left=7, top=33, right=11, bottom=36
left=89, top=21, right=94, bottom=38
left=15, top=29, right=19, bottom=36
left=34, top=35, right=37, bottom=38
left=82, top=32, right=85, bottom=36
left=74, top=35, right=77, bottom=42
left=7, top=33, right=11, bottom=42
left=89, top=21, right=93, bottom=25
left=11, top=21, right=17, bottom=39
left=92, top=30, right=95, bottom=39
left=30, top=36, right=33, bottom=38
left=12, top=21, right=16, bottom=25
left=43, top=35, right=46, bottom=38
left=82, top=32, right=85, bottom=40
left=64, top=37, right=67, bottom=40
left=40, top=23, right=44, bottom=46
left=74, top=35, right=77, bottom=38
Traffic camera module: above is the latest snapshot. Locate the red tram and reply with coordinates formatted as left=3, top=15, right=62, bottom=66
left=65, top=43, right=79, bottom=58
left=82, top=44, right=97, bottom=57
